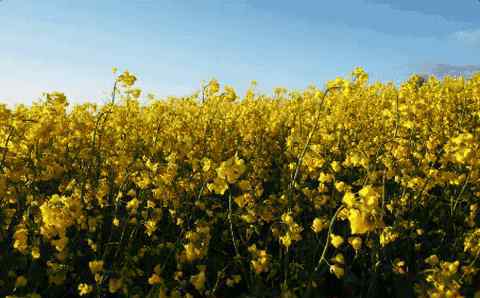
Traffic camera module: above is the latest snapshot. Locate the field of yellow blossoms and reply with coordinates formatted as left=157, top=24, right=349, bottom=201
left=1, top=68, right=480, bottom=297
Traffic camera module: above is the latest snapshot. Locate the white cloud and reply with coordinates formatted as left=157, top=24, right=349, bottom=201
left=417, top=63, right=480, bottom=79
left=453, top=28, right=480, bottom=45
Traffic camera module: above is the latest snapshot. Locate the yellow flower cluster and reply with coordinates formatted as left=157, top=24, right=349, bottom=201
left=1, top=68, right=480, bottom=297
left=117, top=70, right=137, bottom=87
left=39, top=194, right=82, bottom=254
left=342, top=185, right=384, bottom=235
left=190, top=265, right=207, bottom=292
left=416, top=257, right=463, bottom=298
left=248, top=244, right=270, bottom=274
left=180, top=222, right=211, bottom=263
left=13, top=224, right=29, bottom=254
left=207, top=153, right=246, bottom=195
left=279, top=212, right=303, bottom=249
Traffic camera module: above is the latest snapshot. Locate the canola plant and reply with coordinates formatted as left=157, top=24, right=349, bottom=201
left=1, top=68, right=480, bottom=297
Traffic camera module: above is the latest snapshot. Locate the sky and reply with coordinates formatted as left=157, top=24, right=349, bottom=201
left=1, top=0, right=480, bottom=107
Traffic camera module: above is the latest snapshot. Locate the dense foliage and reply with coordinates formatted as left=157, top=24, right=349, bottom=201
left=1, top=68, right=480, bottom=297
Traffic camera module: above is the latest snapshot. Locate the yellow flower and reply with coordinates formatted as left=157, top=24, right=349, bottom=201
left=393, top=259, right=406, bottom=274
left=248, top=244, right=258, bottom=254
left=226, top=274, right=242, bottom=286
left=144, top=220, right=157, bottom=237
left=127, top=189, right=137, bottom=197
left=330, top=234, right=344, bottom=248
left=207, top=79, right=220, bottom=94
left=31, top=246, right=41, bottom=259
left=224, top=85, right=237, bottom=101
left=318, top=172, right=333, bottom=183
left=190, top=270, right=206, bottom=291
left=281, top=213, right=294, bottom=225
left=425, top=255, right=439, bottom=266
left=280, top=234, right=292, bottom=248
left=117, top=70, right=137, bottom=87
left=15, top=275, right=28, bottom=288
left=89, top=260, right=104, bottom=274
left=342, top=192, right=356, bottom=208
left=148, top=273, right=162, bottom=285
left=335, top=181, right=346, bottom=192
left=237, top=179, right=251, bottom=191
left=126, top=198, right=139, bottom=211
left=447, top=261, right=460, bottom=274
left=234, top=194, right=248, bottom=208
left=379, top=227, right=398, bottom=247
left=202, top=158, right=212, bottom=172
left=249, top=245, right=270, bottom=273
left=183, top=243, right=201, bottom=262
left=358, top=185, right=379, bottom=207
left=108, top=278, right=123, bottom=293
left=311, top=217, right=327, bottom=233
left=13, top=225, right=29, bottom=253
left=251, top=258, right=269, bottom=274
left=331, top=253, right=345, bottom=265
left=87, top=239, right=97, bottom=252
left=207, top=177, right=229, bottom=195
left=348, top=209, right=373, bottom=235
left=52, top=236, right=69, bottom=252
left=348, top=236, right=362, bottom=251
left=329, top=264, right=344, bottom=279
left=331, top=161, right=342, bottom=172
left=78, top=283, right=93, bottom=296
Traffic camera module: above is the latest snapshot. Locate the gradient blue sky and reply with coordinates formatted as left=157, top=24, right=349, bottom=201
left=1, top=0, right=480, bottom=107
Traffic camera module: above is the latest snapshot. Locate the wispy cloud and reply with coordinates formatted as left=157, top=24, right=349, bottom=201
left=418, top=63, right=480, bottom=79
left=453, top=28, right=480, bottom=45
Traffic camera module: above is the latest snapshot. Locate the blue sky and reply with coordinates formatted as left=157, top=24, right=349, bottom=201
left=1, top=0, right=479, bottom=107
